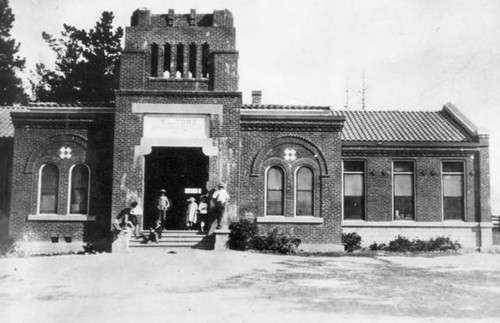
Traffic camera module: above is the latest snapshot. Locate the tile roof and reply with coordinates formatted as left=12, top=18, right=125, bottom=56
left=242, top=104, right=476, bottom=142
left=1, top=103, right=476, bottom=143
left=331, top=109, right=473, bottom=142
left=0, top=106, right=27, bottom=138
left=26, top=102, right=114, bottom=108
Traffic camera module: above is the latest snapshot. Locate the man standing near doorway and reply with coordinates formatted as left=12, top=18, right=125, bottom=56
left=212, top=182, right=230, bottom=230
left=156, top=189, right=170, bottom=238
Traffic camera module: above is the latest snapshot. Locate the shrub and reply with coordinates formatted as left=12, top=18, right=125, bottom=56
left=426, top=237, right=462, bottom=252
left=386, top=235, right=413, bottom=252
left=342, top=232, right=362, bottom=252
left=253, top=228, right=301, bottom=254
left=369, top=242, right=386, bottom=251
left=228, top=219, right=259, bottom=250
left=228, top=219, right=301, bottom=254
left=373, top=235, right=462, bottom=253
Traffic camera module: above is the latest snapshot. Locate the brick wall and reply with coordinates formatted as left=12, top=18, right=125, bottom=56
left=0, top=139, right=13, bottom=218
left=239, top=130, right=343, bottom=245
left=112, top=91, right=242, bottom=226
left=9, top=113, right=114, bottom=244
left=341, top=143, right=491, bottom=248
left=121, top=9, right=237, bottom=92
left=346, top=154, right=478, bottom=222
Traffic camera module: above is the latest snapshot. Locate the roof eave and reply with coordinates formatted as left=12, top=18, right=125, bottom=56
left=442, top=102, right=487, bottom=138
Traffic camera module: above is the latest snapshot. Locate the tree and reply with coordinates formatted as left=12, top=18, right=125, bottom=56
left=0, top=0, right=27, bottom=105
left=32, top=11, right=123, bottom=103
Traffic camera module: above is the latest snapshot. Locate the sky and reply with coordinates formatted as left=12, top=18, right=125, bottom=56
left=9, top=0, right=500, bottom=213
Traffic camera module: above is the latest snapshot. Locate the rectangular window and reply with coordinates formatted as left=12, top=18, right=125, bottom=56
left=393, top=161, right=414, bottom=220
left=343, top=161, right=365, bottom=220
left=442, top=161, right=464, bottom=220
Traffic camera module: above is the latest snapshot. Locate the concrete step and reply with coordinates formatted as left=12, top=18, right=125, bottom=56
left=129, top=230, right=213, bottom=249
left=130, top=241, right=211, bottom=247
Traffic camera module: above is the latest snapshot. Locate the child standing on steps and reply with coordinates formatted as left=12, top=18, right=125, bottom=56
left=186, top=197, right=198, bottom=230
left=198, top=195, right=209, bottom=232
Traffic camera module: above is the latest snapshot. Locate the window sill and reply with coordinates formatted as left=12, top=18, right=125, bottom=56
left=257, top=216, right=323, bottom=224
left=28, top=214, right=96, bottom=222
left=342, top=221, right=480, bottom=228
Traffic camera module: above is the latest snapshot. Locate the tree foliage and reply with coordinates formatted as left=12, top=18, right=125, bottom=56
left=0, top=0, right=27, bottom=105
left=32, top=11, right=123, bottom=103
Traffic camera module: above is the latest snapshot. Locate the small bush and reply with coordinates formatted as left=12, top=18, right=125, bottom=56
left=386, top=235, right=413, bottom=252
left=253, top=228, right=301, bottom=254
left=228, top=219, right=259, bottom=250
left=369, top=242, right=386, bottom=251
left=373, top=235, right=462, bottom=253
left=342, top=232, right=362, bottom=252
left=228, top=219, right=301, bottom=254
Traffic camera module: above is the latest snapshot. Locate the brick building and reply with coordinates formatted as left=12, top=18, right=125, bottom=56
left=0, top=8, right=493, bottom=252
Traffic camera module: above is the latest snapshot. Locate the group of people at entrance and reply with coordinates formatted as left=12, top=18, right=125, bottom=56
left=156, top=182, right=230, bottom=232
left=116, top=182, right=230, bottom=243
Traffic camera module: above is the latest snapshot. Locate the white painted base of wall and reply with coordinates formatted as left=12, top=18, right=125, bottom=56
left=300, top=243, right=344, bottom=253
left=343, top=221, right=494, bottom=248
left=7, top=241, right=85, bottom=256
left=111, top=230, right=131, bottom=253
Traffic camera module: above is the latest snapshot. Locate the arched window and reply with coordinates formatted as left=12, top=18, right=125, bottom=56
left=296, top=167, right=313, bottom=216
left=69, top=164, right=90, bottom=214
left=151, top=43, right=159, bottom=77
left=266, top=166, right=284, bottom=215
left=39, top=164, right=59, bottom=214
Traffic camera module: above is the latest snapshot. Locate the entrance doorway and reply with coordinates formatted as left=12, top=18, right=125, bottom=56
left=144, top=147, right=209, bottom=230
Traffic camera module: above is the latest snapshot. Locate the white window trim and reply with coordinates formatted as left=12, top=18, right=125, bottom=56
left=67, top=164, right=91, bottom=215
left=258, top=216, right=323, bottom=224
left=294, top=166, right=314, bottom=217
left=28, top=214, right=96, bottom=221
left=264, top=165, right=285, bottom=216
left=392, top=161, right=416, bottom=221
left=441, top=160, right=466, bottom=221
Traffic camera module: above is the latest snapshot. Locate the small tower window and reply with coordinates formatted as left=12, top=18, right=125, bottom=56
left=188, top=43, right=197, bottom=79
left=151, top=43, right=159, bottom=77
left=163, top=44, right=171, bottom=78
left=176, top=43, right=184, bottom=78
left=201, top=43, right=210, bottom=78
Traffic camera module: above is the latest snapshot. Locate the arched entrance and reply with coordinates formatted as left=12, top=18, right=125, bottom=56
left=144, top=147, right=209, bottom=230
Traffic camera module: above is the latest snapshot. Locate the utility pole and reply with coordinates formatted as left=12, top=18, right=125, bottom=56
left=344, top=78, right=350, bottom=109
left=360, top=72, right=367, bottom=110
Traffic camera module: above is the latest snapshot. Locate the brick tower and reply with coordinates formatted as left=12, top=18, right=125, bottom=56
left=111, top=9, right=241, bottom=243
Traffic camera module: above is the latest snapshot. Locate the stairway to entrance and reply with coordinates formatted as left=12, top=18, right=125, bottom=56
left=129, top=230, right=214, bottom=249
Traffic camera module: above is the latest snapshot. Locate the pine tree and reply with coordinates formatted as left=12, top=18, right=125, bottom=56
left=32, top=11, right=123, bottom=103
left=0, top=0, right=27, bottom=105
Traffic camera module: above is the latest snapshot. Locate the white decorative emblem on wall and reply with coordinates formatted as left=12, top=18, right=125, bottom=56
left=284, top=148, right=297, bottom=161
left=59, top=147, right=72, bottom=159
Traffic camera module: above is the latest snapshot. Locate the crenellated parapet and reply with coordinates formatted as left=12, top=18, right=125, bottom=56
left=120, top=8, right=238, bottom=92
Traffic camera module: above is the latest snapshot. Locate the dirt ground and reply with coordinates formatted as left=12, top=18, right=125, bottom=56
left=0, top=249, right=499, bottom=323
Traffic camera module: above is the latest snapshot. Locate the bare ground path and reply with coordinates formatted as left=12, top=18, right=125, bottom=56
left=0, top=250, right=499, bottom=323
